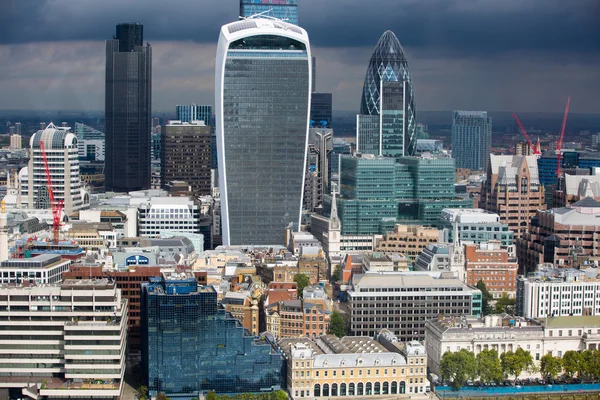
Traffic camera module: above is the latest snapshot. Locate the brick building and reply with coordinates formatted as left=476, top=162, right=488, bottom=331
left=464, top=241, right=518, bottom=298
left=265, top=298, right=331, bottom=339
left=480, top=155, right=546, bottom=238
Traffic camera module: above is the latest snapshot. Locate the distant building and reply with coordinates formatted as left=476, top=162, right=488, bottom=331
left=451, top=111, right=492, bottom=171
left=592, top=133, right=600, bottom=148
left=74, top=122, right=105, bottom=162
left=9, top=134, right=21, bottom=149
left=480, top=155, right=546, bottom=238
left=239, top=0, right=298, bottom=24
left=517, top=198, right=600, bottom=271
left=516, top=266, right=600, bottom=318
left=465, top=242, right=518, bottom=298
left=310, top=93, right=333, bottom=128
left=280, top=333, right=429, bottom=399
left=0, top=279, right=128, bottom=399
left=141, top=273, right=284, bottom=397
left=161, top=121, right=211, bottom=195
left=348, top=271, right=482, bottom=341
left=415, top=139, right=443, bottom=155
left=175, top=104, right=212, bottom=124
left=105, top=22, right=151, bottom=192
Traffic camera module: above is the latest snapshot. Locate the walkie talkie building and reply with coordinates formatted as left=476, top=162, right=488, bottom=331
left=215, top=19, right=311, bottom=245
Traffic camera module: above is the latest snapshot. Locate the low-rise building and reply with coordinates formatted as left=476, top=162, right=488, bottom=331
left=465, top=242, right=518, bottom=298
left=279, top=331, right=429, bottom=399
left=361, top=252, right=410, bottom=272
left=440, top=208, right=515, bottom=250
left=266, top=297, right=331, bottom=339
left=375, top=224, right=440, bottom=262
left=348, top=272, right=482, bottom=341
left=0, top=254, right=71, bottom=284
left=516, top=266, right=600, bottom=318
left=0, top=278, right=128, bottom=399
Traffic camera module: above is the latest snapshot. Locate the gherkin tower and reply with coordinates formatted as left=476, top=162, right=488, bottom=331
left=359, top=30, right=417, bottom=156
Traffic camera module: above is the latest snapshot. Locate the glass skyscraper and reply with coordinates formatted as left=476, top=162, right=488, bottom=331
left=105, top=22, right=152, bottom=192
left=175, top=104, right=212, bottom=124
left=141, top=275, right=283, bottom=398
left=215, top=19, right=311, bottom=245
left=358, top=30, right=416, bottom=156
left=240, top=0, right=298, bottom=25
left=451, top=110, right=492, bottom=171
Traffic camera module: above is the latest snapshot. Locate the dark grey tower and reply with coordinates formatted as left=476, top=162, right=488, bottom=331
left=105, top=22, right=152, bottom=192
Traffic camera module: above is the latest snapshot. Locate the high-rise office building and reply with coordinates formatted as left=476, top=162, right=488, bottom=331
left=310, top=93, right=333, bottom=129
left=24, top=123, right=89, bottom=214
left=141, top=273, right=284, bottom=398
left=14, top=122, right=21, bottom=135
left=451, top=111, right=492, bottom=171
left=239, top=0, right=298, bottom=25
left=9, top=134, right=21, bottom=149
left=304, top=128, right=333, bottom=212
left=216, top=19, right=311, bottom=245
left=161, top=120, right=211, bottom=195
left=358, top=31, right=416, bottom=156
left=175, top=104, right=212, bottom=124
left=105, top=22, right=152, bottom=192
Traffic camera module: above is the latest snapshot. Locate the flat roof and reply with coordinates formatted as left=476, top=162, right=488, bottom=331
left=540, top=316, right=600, bottom=329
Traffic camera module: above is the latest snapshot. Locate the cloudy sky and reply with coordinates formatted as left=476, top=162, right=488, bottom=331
left=0, top=0, right=599, bottom=113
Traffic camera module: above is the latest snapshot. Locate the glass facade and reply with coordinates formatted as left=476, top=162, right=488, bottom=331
left=359, top=31, right=416, bottom=156
left=310, top=92, right=332, bottom=128
left=356, top=115, right=380, bottom=155
left=219, top=30, right=310, bottom=245
left=451, top=111, right=492, bottom=171
left=105, top=23, right=152, bottom=192
left=141, top=277, right=284, bottom=398
left=175, top=104, right=212, bottom=124
left=328, top=156, right=472, bottom=235
left=240, top=0, right=299, bottom=25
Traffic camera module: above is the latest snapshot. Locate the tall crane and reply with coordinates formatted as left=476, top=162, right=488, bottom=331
left=555, top=96, right=571, bottom=180
left=512, top=113, right=541, bottom=155
left=39, top=141, right=63, bottom=244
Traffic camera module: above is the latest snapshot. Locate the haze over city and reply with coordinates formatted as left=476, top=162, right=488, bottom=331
left=1, top=0, right=599, bottom=113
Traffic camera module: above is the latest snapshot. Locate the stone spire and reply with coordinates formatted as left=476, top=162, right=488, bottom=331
left=450, top=221, right=465, bottom=282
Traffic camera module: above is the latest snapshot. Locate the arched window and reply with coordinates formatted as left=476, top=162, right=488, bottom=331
left=383, top=382, right=389, bottom=395
left=323, top=383, right=330, bottom=397
left=357, top=383, right=364, bottom=396
left=391, top=381, right=398, bottom=394
left=366, top=382, right=372, bottom=395
left=331, top=383, right=338, bottom=397
left=348, top=383, right=355, bottom=396
left=374, top=382, right=380, bottom=395
left=340, top=383, right=347, bottom=396
left=400, top=381, right=406, bottom=394
left=314, top=384, right=321, bottom=397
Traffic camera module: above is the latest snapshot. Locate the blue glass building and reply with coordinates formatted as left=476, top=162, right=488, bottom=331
left=240, top=0, right=298, bottom=25
left=141, top=275, right=284, bottom=398
left=175, top=104, right=212, bottom=124
left=358, top=31, right=416, bottom=156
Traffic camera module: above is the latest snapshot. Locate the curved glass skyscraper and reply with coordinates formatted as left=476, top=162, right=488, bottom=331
left=358, top=30, right=416, bottom=156
left=215, top=19, right=311, bottom=245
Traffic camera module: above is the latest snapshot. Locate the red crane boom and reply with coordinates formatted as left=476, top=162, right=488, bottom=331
left=555, top=96, right=571, bottom=179
left=512, top=113, right=540, bottom=155
left=39, top=141, right=63, bottom=244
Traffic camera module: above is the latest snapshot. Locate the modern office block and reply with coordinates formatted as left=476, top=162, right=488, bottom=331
left=0, top=254, right=71, bottom=284
left=24, top=123, right=89, bottom=214
left=0, top=279, right=128, bottom=399
left=440, top=208, right=515, bottom=249
left=141, top=273, right=284, bottom=398
left=239, top=0, right=298, bottom=25
left=304, top=128, right=333, bottom=211
left=161, top=121, right=211, bottom=195
left=359, top=31, right=416, bottom=156
left=310, top=93, right=333, bottom=128
left=137, top=197, right=202, bottom=238
left=175, top=104, right=212, bottom=124
left=215, top=19, right=311, bottom=245
left=105, top=22, right=152, bottom=192
left=348, top=271, right=482, bottom=341
left=451, top=111, right=492, bottom=171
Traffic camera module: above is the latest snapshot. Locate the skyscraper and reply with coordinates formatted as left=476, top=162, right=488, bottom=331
left=239, top=0, right=298, bottom=25
left=216, top=19, right=311, bottom=245
left=451, top=111, right=492, bottom=171
left=175, top=104, right=212, bottom=124
left=105, top=22, right=152, bottom=192
left=358, top=30, right=417, bottom=156
left=310, top=93, right=332, bottom=128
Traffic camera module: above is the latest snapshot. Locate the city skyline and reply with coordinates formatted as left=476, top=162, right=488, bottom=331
left=0, top=0, right=598, bottom=113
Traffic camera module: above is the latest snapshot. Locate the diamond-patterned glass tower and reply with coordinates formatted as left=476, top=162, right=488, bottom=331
left=359, top=30, right=417, bottom=156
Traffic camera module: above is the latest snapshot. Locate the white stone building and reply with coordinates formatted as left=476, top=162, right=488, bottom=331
left=0, top=254, right=71, bottom=284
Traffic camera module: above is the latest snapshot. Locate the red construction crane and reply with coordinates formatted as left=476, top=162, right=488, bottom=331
left=512, top=113, right=541, bottom=155
left=39, top=141, right=63, bottom=244
left=555, top=96, right=571, bottom=179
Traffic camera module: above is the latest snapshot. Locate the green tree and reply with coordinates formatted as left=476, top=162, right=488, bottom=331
left=440, top=349, right=478, bottom=389
left=327, top=310, right=346, bottom=338
left=477, top=349, right=503, bottom=383
left=331, top=264, right=341, bottom=283
left=206, top=391, right=217, bottom=400
left=501, top=348, right=534, bottom=381
left=562, top=350, right=581, bottom=379
left=294, top=273, right=310, bottom=298
left=273, top=390, right=288, bottom=400
left=493, top=293, right=516, bottom=314
left=156, top=393, right=170, bottom=400
left=540, top=353, right=562, bottom=381
left=476, top=280, right=493, bottom=314
left=135, top=385, right=149, bottom=400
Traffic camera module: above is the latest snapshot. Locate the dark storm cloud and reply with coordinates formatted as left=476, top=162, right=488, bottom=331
left=0, top=0, right=598, bottom=58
